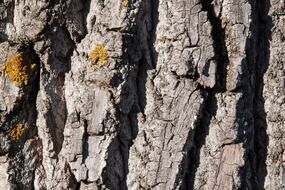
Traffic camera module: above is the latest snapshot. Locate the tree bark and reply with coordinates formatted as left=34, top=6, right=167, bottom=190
left=0, top=0, right=283, bottom=189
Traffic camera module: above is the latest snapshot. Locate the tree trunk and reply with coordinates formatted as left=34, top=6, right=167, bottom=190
left=0, top=0, right=283, bottom=189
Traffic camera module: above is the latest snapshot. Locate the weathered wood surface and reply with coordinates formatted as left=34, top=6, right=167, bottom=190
left=0, top=0, right=284, bottom=189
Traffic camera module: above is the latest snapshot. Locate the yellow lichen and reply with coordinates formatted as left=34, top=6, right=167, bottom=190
left=111, top=98, right=119, bottom=105
left=10, top=124, right=25, bottom=141
left=122, top=0, right=128, bottom=7
left=89, top=44, right=109, bottom=70
left=4, top=52, right=36, bottom=87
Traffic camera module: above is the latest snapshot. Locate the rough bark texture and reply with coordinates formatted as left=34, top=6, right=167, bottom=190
left=0, top=0, right=284, bottom=189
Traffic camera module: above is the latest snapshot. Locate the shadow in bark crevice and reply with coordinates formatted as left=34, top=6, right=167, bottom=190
left=102, top=0, right=159, bottom=189
left=181, top=0, right=229, bottom=188
left=248, top=0, right=271, bottom=189
left=78, top=0, right=91, bottom=42
left=182, top=90, right=217, bottom=189
left=254, top=1, right=271, bottom=188
left=200, top=0, right=229, bottom=92
left=0, top=0, right=14, bottom=42
left=43, top=24, right=74, bottom=156
left=235, top=0, right=271, bottom=189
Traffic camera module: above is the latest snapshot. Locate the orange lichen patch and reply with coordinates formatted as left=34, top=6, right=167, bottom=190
left=4, top=52, right=36, bottom=87
left=10, top=124, right=25, bottom=141
left=89, top=44, right=108, bottom=70
left=122, top=0, right=128, bottom=7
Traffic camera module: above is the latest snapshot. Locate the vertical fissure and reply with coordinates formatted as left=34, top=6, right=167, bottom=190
left=101, top=0, right=159, bottom=189
left=40, top=21, right=75, bottom=156
left=252, top=0, right=271, bottom=189
left=184, top=0, right=229, bottom=188
left=200, top=0, right=229, bottom=92
left=184, top=89, right=217, bottom=189
left=79, top=0, right=91, bottom=42
left=82, top=119, right=89, bottom=164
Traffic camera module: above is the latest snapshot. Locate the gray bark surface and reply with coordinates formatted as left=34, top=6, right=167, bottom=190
left=0, top=0, right=284, bottom=189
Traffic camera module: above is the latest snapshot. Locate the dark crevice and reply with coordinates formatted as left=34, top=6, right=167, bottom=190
left=32, top=0, right=81, bottom=160
left=135, top=0, right=159, bottom=113
left=40, top=22, right=75, bottom=156
left=82, top=119, right=89, bottom=163
left=221, top=0, right=272, bottom=189
left=148, top=0, right=159, bottom=69
left=102, top=59, right=140, bottom=189
left=118, top=133, right=131, bottom=190
left=172, top=85, right=200, bottom=189
left=252, top=0, right=271, bottom=189
left=236, top=93, right=255, bottom=190
left=102, top=135, right=128, bottom=190
left=237, top=0, right=259, bottom=188
left=234, top=0, right=272, bottom=189
left=173, top=125, right=194, bottom=189
left=181, top=0, right=229, bottom=188
left=102, top=0, right=159, bottom=189
left=200, top=0, right=229, bottom=92
left=136, top=56, right=147, bottom=116
left=61, top=24, right=78, bottom=61
left=65, top=162, right=80, bottom=189
left=182, top=89, right=217, bottom=190
left=78, top=0, right=91, bottom=42
left=0, top=0, right=14, bottom=42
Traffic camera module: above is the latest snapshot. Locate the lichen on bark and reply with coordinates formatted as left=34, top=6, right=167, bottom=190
left=0, top=0, right=283, bottom=190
